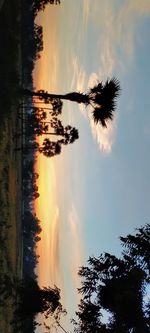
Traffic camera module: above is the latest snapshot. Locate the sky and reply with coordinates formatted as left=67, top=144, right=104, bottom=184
left=34, top=0, right=150, bottom=331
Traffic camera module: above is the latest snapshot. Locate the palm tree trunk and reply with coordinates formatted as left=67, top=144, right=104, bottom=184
left=22, top=89, right=89, bottom=104
left=23, top=89, right=68, bottom=100
left=38, top=132, right=62, bottom=135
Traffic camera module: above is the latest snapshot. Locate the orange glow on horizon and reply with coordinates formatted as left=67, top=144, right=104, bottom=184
left=33, top=8, right=61, bottom=289
left=34, top=148, right=60, bottom=287
left=33, top=9, right=84, bottom=324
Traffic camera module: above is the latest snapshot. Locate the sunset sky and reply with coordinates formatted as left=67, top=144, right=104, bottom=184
left=34, top=1, right=150, bottom=331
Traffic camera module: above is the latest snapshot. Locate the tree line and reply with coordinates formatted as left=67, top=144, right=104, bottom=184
left=22, top=160, right=42, bottom=279
left=21, top=0, right=61, bottom=88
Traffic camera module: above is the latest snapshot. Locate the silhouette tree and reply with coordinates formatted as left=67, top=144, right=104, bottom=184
left=23, top=78, right=121, bottom=127
left=74, top=224, right=150, bottom=333
left=31, top=98, right=63, bottom=116
left=32, top=0, right=61, bottom=15
left=99, top=266, right=147, bottom=333
left=47, top=119, right=79, bottom=144
left=27, top=114, right=79, bottom=143
left=14, top=277, right=64, bottom=332
left=38, top=127, right=78, bottom=157
left=120, top=223, right=150, bottom=279
left=20, top=103, right=79, bottom=157
left=39, top=139, right=62, bottom=157
left=72, top=299, right=106, bottom=333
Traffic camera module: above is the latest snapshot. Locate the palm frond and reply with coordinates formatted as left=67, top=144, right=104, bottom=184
left=102, top=77, right=121, bottom=100
left=92, top=106, right=114, bottom=127
left=89, top=82, right=103, bottom=94
left=91, top=78, right=120, bottom=127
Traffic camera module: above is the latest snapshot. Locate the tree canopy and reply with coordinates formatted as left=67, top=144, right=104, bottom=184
left=73, top=223, right=150, bottom=333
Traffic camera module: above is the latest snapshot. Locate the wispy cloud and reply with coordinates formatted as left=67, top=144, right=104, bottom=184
left=71, top=56, right=87, bottom=93
left=75, top=0, right=150, bottom=153
left=82, top=0, right=91, bottom=35
left=67, top=204, right=84, bottom=291
left=89, top=113, right=117, bottom=153
left=91, top=0, right=150, bottom=72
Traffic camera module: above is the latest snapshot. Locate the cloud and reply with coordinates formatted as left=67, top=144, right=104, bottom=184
left=78, top=0, right=150, bottom=153
left=67, top=204, right=84, bottom=291
left=89, top=113, right=117, bottom=153
left=82, top=0, right=91, bottom=35
left=96, top=0, right=150, bottom=73
left=71, top=56, right=87, bottom=93
left=87, top=72, right=99, bottom=88
left=69, top=55, right=87, bottom=118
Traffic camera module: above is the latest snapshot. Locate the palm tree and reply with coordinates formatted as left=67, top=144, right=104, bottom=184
left=22, top=78, right=121, bottom=127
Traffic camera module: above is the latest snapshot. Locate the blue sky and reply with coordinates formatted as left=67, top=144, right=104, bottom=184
left=35, top=1, right=150, bottom=331
left=54, top=0, right=150, bottom=263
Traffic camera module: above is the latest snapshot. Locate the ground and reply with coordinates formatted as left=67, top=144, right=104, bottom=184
left=0, top=110, right=23, bottom=333
left=0, top=0, right=23, bottom=331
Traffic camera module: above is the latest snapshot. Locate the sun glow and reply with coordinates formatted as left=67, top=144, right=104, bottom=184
left=33, top=8, right=85, bottom=329
left=34, top=149, right=60, bottom=287
left=33, top=8, right=61, bottom=289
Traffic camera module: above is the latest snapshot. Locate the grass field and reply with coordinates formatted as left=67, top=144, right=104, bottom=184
left=0, top=0, right=23, bottom=331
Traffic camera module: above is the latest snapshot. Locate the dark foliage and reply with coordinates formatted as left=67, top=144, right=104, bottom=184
left=29, top=0, right=61, bottom=16
left=16, top=278, right=62, bottom=318
left=74, top=224, right=150, bottom=333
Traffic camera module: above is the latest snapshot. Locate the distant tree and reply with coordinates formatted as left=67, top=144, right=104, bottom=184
left=24, top=112, right=79, bottom=141
left=34, top=24, right=43, bottom=53
left=21, top=109, right=79, bottom=157
left=73, top=224, right=150, bottom=333
left=38, top=125, right=79, bottom=157
left=22, top=22, right=43, bottom=62
left=23, top=211, right=42, bottom=237
left=40, top=118, right=79, bottom=144
left=31, top=99, right=63, bottom=117
left=39, top=138, right=62, bottom=157
left=32, top=0, right=61, bottom=15
left=23, top=78, right=121, bottom=127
